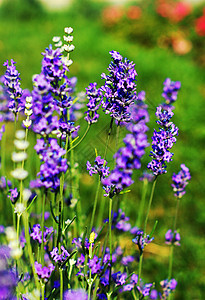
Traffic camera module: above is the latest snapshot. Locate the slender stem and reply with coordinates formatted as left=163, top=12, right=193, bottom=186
left=41, top=190, right=46, bottom=264
left=136, top=179, right=148, bottom=228
left=41, top=283, right=45, bottom=300
left=92, top=277, right=100, bottom=300
left=89, top=178, right=101, bottom=235
left=87, top=269, right=92, bottom=300
left=138, top=178, right=157, bottom=283
left=115, top=122, right=120, bottom=153
left=23, top=211, right=40, bottom=295
left=67, top=124, right=90, bottom=154
left=132, top=289, right=138, bottom=300
left=168, top=198, right=180, bottom=280
left=144, top=178, right=157, bottom=235
left=104, top=118, right=114, bottom=159
left=60, top=268, right=63, bottom=300
left=109, top=198, right=113, bottom=263
left=16, top=215, right=20, bottom=242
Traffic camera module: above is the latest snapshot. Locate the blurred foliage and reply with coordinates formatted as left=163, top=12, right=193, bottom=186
left=0, top=0, right=205, bottom=299
left=0, top=0, right=45, bottom=20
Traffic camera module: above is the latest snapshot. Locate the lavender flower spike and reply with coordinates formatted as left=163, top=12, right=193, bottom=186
left=147, top=106, right=178, bottom=176
left=84, top=82, right=102, bottom=124
left=172, top=164, right=191, bottom=198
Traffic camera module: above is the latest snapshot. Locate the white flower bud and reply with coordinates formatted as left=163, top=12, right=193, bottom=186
left=23, top=119, right=32, bottom=128
left=14, top=203, right=26, bottom=216
left=23, top=189, right=32, bottom=202
left=63, top=35, right=73, bottom=42
left=25, top=103, right=32, bottom=109
left=26, top=96, right=32, bottom=103
left=25, top=109, right=33, bottom=116
left=12, top=152, right=27, bottom=163
left=62, top=57, right=73, bottom=67
left=14, top=139, right=29, bottom=150
left=64, top=27, right=73, bottom=34
left=15, top=130, right=26, bottom=140
left=11, top=168, right=28, bottom=180
left=52, top=36, right=61, bottom=43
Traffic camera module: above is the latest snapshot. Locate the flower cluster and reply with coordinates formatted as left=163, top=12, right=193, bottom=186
left=0, top=75, right=14, bottom=122
left=100, top=50, right=138, bottom=123
left=103, top=91, right=149, bottom=197
left=50, top=246, right=69, bottom=264
left=161, top=78, right=181, bottom=109
left=30, top=224, right=53, bottom=244
left=171, top=164, right=191, bottom=198
left=147, top=106, right=178, bottom=176
left=0, top=246, right=16, bottom=300
left=132, top=230, right=154, bottom=253
left=87, top=156, right=110, bottom=178
left=34, top=261, right=55, bottom=282
left=3, top=59, right=24, bottom=115
left=165, top=229, right=181, bottom=246
left=84, top=82, right=102, bottom=124
left=34, top=138, right=68, bottom=190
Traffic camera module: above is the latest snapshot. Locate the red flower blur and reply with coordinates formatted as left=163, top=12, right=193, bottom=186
left=156, top=0, right=192, bottom=23
left=195, top=8, right=205, bottom=36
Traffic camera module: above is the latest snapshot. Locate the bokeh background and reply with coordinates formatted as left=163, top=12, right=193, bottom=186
left=0, top=0, right=205, bottom=299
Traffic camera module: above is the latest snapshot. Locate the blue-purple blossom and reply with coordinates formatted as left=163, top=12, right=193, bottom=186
left=160, top=279, right=177, bottom=299
left=102, top=91, right=149, bottom=197
left=34, top=138, right=68, bottom=190
left=161, top=78, right=181, bottom=110
left=0, top=75, right=14, bottom=122
left=30, top=224, right=53, bottom=244
left=104, top=209, right=131, bottom=232
left=3, top=59, right=24, bottom=115
left=0, top=176, right=12, bottom=191
left=87, top=156, right=110, bottom=178
left=132, top=230, right=154, bottom=253
left=0, top=246, right=17, bottom=299
left=100, top=50, right=138, bottom=123
left=165, top=229, right=181, bottom=246
left=8, top=188, right=19, bottom=204
left=172, top=164, right=191, bottom=198
left=139, top=171, right=155, bottom=182
left=34, top=261, right=55, bottom=282
left=64, top=289, right=88, bottom=300
left=147, top=106, right=178, bottom=176
left=84, top=82, right=102, bottom=124
left=50, top=246, right=69, bottom=264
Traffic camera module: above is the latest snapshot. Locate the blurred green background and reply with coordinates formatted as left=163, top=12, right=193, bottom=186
left=0, top=0, right=205, bottom=299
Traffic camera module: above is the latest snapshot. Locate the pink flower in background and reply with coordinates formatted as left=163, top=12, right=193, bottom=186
left=195, top=8, right=205, bottom=36
left=102, top=6, right=123, bottom=26
left=127, top=6, right=142, bottom=20
left=156, top=0, right=192, bottom=23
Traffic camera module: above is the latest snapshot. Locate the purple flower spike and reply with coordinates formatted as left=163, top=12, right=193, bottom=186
left=132, top=230, right=154, bottom=253
left=103, top=91, right=149, bottom=197
left=3, top=59, right=24, bottom=115
left=165, top=229, right=181, bottom=246
left=34, top=261, right=55, bottom=282
left=84, top=82, right=102, bottom=124
left=8, top=188, right=19, bottom=204
left=162, top=78, right=181, bottom=109
left=64, top=289, right=88, bottom=300
left=34, top=138, right=68, bottom=191
left=172, top=164, right=191, bottom=198
left=147, top=106, right=178, bottom=176
left=87, top=156, right=110, bottom=178
left=100, top=51, right=138, bottom=123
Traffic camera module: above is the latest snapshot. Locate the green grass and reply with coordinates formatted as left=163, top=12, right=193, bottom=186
left=0, top=3, right=205, bottom=299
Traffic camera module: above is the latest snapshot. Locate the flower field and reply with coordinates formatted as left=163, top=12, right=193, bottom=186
left=0, top=0, right=204, bottom=299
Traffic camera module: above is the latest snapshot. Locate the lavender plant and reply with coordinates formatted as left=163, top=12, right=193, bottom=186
left=0, top=26, right=191, bottom=300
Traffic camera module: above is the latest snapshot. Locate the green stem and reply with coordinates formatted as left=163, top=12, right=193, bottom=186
left=109, top=198, right=113, bottom=263
left=89, top=178, right=101, bottom=235
left=132, top=288, right=138, bottom=300
left=41, top=283, right=45, bottom=300
left=60, top=268, right=63, bottom=300
left=136, top=179, right=148, bottom=228
left=23, top=211, right=40, bottom=296
left=16, top=215, right=20, bottom=242
left=144, top=178, right=157, bottom=234
left=41, top=190, right=46, bottom=264
left=104, top=118, right=114, bottom=159
left=138, top=178, right=157, bottom=282
left=168, top=198, right=180, bottom=280
left=67, top=124, right=90, bottom=154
